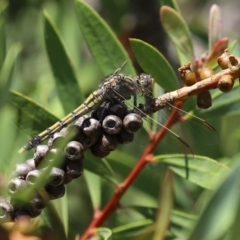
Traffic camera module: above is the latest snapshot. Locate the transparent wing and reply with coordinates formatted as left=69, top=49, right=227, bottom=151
left=110, top=80, right=218, bottom=156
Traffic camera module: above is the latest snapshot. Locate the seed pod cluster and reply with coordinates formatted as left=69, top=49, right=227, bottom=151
left=2, top=102, right=143, bottom=223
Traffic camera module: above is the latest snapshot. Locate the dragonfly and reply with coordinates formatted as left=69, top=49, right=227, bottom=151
left=18, top=63, right=154, bottom=153
left=18, top=63, right=218, bottom=155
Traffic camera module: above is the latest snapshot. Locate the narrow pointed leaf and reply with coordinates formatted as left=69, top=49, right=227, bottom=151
left=161, top=6, right=194, bottom=65
left=153, top=170, right=173, bottom=240
left=75, top=0, right=136, bottom=76
left=9, top=90, right=59, bottom=136
left=154, top=154, right=229, bottom=189
left=52, top=194, right=69, bottom=236
left=0, top=2, right=7, bottom=69
left=160, top=0, right=181, bottom=13
left=44, top=11, right=82, bottom=114
left=130, top=206, right=196, bottom=238
left=95, top=228, right=112, bottom=240
left=43, top=203, right=67, bottom=240
left=84, top=170, right=101, bottom=209
left=0, top=44, right=22, bottom=108
left=84, top=152, right=118, bottom=185
left=112, top=219, right=153, bottom=239
left=189, top=164, right=240, bottom=240
left=130, top=38, right=179, bottom=91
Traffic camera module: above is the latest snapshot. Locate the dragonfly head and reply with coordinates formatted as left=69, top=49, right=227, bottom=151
left=138, top=73, right=154, bottom=95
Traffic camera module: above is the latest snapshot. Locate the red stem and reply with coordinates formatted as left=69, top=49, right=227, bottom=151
left=80, top=102, right=182, bottom=240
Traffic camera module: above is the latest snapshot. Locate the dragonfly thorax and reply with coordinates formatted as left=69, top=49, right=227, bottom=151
left=101, top=74, right=142, bottom=102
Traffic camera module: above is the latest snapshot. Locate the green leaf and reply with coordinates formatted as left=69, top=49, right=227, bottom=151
left=161, top=6, right=194, bottom=65
left=0, top=44, right=22, bottom=108
left=130, top=206, right=196, bottom=238
left=84, top=152, right=118, bottom=185
left=188, top=164, right=240, bottom=240
left=0, top=2, right=7, bottom=69
left=159, top=0, right=181, bottom=13
left=95, top=228, right=113, bottom=240
left=44, top=11, right=82, bottom=114
left=52, top=194, right=69, bottom=237
left=75, top=0, right=136, bottom=76
left=153, top=170, right=173, bottom=240
left=43, top=202, right=67, bottom=240
left=107, top=150, right=160, bottom=198
left=130, top=38, right=179, bottom=91
left=112, top=219, right=153, bottom=239
left=9, top=90, right=59, bottom=136
left=84, top=170, right=101, bottom=209
left=154, top=154, right=229, bottom=189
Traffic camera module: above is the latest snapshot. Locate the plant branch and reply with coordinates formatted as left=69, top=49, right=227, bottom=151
left=80, top=53, right=240, bottom=239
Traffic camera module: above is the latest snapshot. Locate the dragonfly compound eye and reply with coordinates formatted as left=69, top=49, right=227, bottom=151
left=123, top=113, right=143, bottom=133
left=0, top=197, right=14, bottom=223
left=138, top=73, right=154, bottom=90
left=102, top=115, right=122, bottom=135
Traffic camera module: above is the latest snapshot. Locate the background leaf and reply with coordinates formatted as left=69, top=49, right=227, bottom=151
left=0, top=44, right=22, bottom=108
left=44, top=11, right=82, bottom=114
left=188, top=164, right=240, bottom=240
left=84, top=170, right=101, bottom=210
left=160, top=6, right=194, bottom=65
left=155, top=154, right=229, bottom=189
left=130, top=38, right=179, bottom=91
left=9, top=90, right=59, bottom=136
left=153, top=170, right=173, bottom=240
left=75, top=0, right=136, bottom=76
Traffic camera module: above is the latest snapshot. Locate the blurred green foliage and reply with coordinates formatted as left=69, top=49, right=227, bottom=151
left=1, top=0, right=240, bottom=239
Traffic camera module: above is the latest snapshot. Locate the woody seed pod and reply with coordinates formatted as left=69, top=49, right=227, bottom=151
left=218, top=74, right=234, bottom=93
left=198, top=67, right=215, bottom=80
left=197, top=91, right=212, bottom=109
left=218, top=50, right=230, bottom=69
left=178, top=63, right=197, bottom=86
